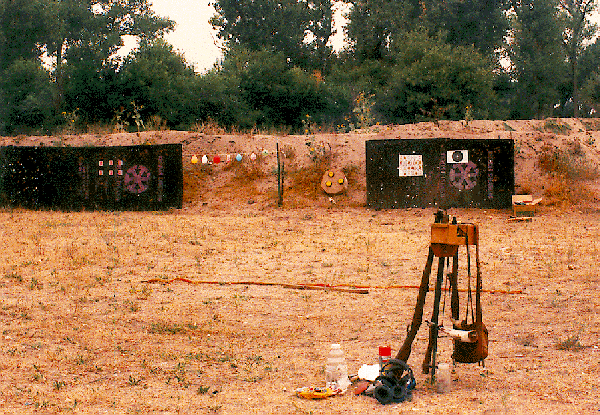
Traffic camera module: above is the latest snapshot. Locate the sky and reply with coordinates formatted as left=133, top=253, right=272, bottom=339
left=142, top=1, right=350, bottom=73
left=149, top=1, right=223, bottom=73
left=139, top=2, right=600, bottom=74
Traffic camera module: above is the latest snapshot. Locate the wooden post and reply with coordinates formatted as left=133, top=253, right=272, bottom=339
left=277, top=143, right=283, bottom=207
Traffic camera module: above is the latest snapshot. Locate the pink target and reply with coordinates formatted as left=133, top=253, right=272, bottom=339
left=124, top=165, right=151, bottom=193
left=449, top=161, right=479, bottom=190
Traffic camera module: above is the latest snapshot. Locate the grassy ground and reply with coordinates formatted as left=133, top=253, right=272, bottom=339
left=0, top=206, right=598, bottom=414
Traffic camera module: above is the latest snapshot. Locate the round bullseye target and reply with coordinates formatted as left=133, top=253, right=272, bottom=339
left=451, top=150, right=464, bottom=163
left=124, top=165, right=151, bottom=194
left=321, top=169, right=348, bottom=195
left=449, top=161, right=479, bottom=190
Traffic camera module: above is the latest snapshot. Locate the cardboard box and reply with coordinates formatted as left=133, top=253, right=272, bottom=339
left=512, top=195, right=542, bottom=217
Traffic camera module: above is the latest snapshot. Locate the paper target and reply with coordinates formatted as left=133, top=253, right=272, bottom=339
left=447, top=150, right=469, bottom=164
left=449, top=161, right=479, bottom=190
left=398, top=155, right=423, bottom=177
left=124, top=165, right=151, bottom=194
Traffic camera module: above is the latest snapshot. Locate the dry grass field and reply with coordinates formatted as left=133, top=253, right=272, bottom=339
left=1, top=119, right=599, bottom=414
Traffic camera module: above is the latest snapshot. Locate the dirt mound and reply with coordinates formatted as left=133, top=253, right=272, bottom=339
left=3, top=118, right=600, bottom=211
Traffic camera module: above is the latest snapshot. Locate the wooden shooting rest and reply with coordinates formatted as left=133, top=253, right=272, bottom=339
left=395, top=211, right=487, bottom=382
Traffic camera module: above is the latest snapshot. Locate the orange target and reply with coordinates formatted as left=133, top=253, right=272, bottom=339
left=321, top=169, right=348, bottom=195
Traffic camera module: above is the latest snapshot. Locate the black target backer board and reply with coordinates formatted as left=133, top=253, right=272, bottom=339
left=366, top=138, right=514, bottom=209
left=0, top=144, right=183, bottom=211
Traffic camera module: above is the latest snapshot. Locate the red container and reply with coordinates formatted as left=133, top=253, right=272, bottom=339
left=379, top=346, right=392, bottom=367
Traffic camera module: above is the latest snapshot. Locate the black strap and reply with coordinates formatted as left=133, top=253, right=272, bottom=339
left=465, top=232, right=475, bottom=324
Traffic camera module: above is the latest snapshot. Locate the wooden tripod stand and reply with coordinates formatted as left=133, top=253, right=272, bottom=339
left=395, top=211, right=485, bottom=382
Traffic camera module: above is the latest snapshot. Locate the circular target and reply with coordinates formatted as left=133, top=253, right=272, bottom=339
left=451, top=150, right=464, bottom=163
left=320, top=169, right=348, bottom=195
left=124, top=165, right=151, bottom=194
left=449, top=161, right=479, bottom=190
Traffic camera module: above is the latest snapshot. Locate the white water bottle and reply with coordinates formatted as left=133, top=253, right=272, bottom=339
left=325, top=344, right=351, bottom=392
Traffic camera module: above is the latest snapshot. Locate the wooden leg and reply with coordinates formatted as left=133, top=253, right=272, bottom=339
left=450, top=251, right=459, bottom=321
left=422, top=256, right=445, bottom=375
left=396, top=247, right=434, bottom=363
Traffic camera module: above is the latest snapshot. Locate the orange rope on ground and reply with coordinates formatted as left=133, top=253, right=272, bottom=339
left=141, top=278, right=523, bottom=295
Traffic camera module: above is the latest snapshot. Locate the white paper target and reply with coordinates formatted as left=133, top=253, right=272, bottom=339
left=398, top=155, right=424, bottom=177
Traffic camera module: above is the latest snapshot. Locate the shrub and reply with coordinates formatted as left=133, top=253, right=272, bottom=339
left=538, top=145, right=599, bottom=181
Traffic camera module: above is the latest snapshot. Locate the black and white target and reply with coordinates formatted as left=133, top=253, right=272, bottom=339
left=449, top=161, right=479, bottom=190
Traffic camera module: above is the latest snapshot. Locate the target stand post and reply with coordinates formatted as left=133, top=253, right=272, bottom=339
left=395, top=210, right=479, bottom=384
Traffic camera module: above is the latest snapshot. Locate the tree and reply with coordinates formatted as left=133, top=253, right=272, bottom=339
left=558, top=0, right=598, bottom=117
left=119, top=40, right=203, bottom=128
left=0, top=0, right=48, bottom=70
left=375, top=31, right=497, bottom=123
left=0, top=59, right=55, bottom=132
left=237, top=48, right=332, bottom=127
left=210, top=0, right=334, bottom=71
left=344, top=0, right=510, bottom=64
left=509, top=0, right=568, bottom=118
left=61, top=42, right=121, bottom=123
left=344, top=0, right=422, bottom=61
left=578, top=38, right=600, bottom=112
left=44, top=0, right=174, bottom=111
left=426, top=0, right=510, bottom=59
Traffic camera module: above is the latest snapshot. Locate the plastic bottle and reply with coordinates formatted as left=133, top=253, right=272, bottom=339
left=436, top=363, right=452, bottom=393
left=325, top=344, right=351, bottom=392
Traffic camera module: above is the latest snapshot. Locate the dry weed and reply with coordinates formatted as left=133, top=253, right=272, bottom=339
left=581, top=118, right=600, bottom=131
left=191, top=119, right=226, bottom=135
left=555, top=334, right=585, bottom=351
left=540, top=118, right=572, bottom=135
left=537, top=143, right=599, bottom=205
left=183, top=164, right=213, bottom=204
left=542, top=176, right=597, bottom=205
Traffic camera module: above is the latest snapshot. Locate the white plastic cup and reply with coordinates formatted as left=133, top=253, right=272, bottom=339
left=436, top=363, right=452, bottom=393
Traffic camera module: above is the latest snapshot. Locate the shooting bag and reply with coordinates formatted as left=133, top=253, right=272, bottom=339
left=452, top=232, right=488, bottom=364
left=452, top=320, right=488, bottom=363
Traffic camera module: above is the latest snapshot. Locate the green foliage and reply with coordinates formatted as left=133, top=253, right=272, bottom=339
left=3, top=0, right=600, bottom=133
left=557, top=0, right=599, bottom=117
left=210, top=0, right=333, bottom=71
left=119, top=40, right=202, bottom=128
left=61, top=45, right=121, bottom=125
left=374, top=31, right=496, bottom=123
left=47, top=0, right=175, bottom=121
left=0, top=59, right=55, bottom=133
left=578, top=39, right=600, bottom=113
left=209, top=47, right=346, bottom=130
left=238, top=50, right=324, bottom=127
left=426, top=0, right=510, bottom=58
left=345, top=0, right=510, bottom=64
left=509, top=0, right=568, bottom=119
left=345, top=0, right=420, bottom=61
left=0, top=0, right=48, bottom=70
left=580, top=71, right=600, bottom=111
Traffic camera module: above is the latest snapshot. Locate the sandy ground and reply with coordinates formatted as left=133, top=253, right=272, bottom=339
left=0, top=119, right=599, bottom=414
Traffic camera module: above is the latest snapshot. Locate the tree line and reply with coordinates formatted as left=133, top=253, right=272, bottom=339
left=1, top=0, right=600, bottom=135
